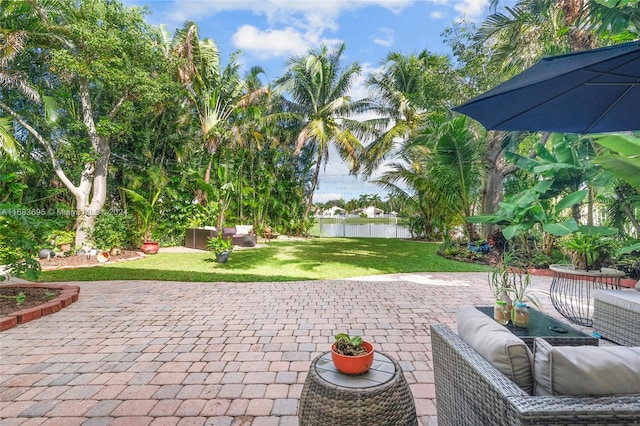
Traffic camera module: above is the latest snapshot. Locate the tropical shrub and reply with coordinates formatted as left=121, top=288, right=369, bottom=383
left=92, top=211, right=134, bottom=250
left=561, top=232, right=619, bottom=270
left=0, top=204, right=42, bottom=281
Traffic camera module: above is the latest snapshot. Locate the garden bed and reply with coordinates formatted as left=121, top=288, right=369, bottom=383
left=0, top=284, right=80, bottom=331
left=37, top=250, right=143, bottom=270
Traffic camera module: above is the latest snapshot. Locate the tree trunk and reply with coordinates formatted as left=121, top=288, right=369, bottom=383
left=587, top=186, right=595, bottom=226
left=194, top=159, right=213, bottom=205
left=571, top=203, right=582, bottom=225
left=74, top=77, right=109, bottom=249
left=615, top=188, right=640, bottom=236
left=481, top=131, right=507, bottom=238
left=561, top=0, right=596, bottom=52
left=304, top=149, right=324, bottom=218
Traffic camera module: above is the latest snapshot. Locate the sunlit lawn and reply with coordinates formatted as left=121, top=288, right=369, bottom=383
left=39, top=238, right=490, bottom=282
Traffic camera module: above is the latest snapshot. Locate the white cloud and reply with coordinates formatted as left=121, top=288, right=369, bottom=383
left=453, top=0, right=489, bottom=20
left=232, top=25, right=310, bottom=58
left=430, top=10, right=445, bottom=19
left=371, top=27, right=395, bottom=47
left=139, top=0, right=418, bottom=60
left=349, top=63, right=379, bottom=99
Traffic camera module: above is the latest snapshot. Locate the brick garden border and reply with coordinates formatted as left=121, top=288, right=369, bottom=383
left=0, top=284, right=80, bottom=332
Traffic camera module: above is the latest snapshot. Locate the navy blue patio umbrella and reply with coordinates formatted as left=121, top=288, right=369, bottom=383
left=452, top=41, right=640, bottom=134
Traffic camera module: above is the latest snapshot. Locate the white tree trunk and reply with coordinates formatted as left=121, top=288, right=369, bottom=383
left=75, top=77, right=109, bottom=249
left=304, top=149, right=324, bottom=218
left=0, top=76, right=110, bottom=250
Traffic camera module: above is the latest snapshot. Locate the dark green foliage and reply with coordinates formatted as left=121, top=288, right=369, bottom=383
left=0, top=203, right=43, bottom=281
left=92, top=210, right=134, bottom=250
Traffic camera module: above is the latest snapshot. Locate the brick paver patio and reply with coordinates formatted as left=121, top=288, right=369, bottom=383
left=0, top=273, right=561, bottom=425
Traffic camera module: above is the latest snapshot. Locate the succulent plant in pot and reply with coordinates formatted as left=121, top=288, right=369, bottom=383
left=331, top=333, right=374, bottom=375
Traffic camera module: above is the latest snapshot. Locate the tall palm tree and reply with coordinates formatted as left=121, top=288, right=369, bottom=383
left=361, top=50, right=455, bottom=178
left=274, top=43, right=372, bottom=217
left=172, top=22, right=268, bottom=210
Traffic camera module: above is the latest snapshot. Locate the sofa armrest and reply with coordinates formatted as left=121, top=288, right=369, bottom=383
left=430, top=324, right=640, bottom=425
left=431, top=324, right=525, bottom=426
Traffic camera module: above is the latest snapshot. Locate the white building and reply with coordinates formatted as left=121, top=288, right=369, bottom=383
left=322, top=206, right=347, bottom=217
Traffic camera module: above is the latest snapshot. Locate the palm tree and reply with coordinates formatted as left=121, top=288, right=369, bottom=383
left=274, top=43, right=372, bottom=217
left=361, top=50, right=455, bottom=178
left=172, top=22, right=268, bottom=212
left=419, top=116, right=484, bottom=237
left=0, top=0, right=68, bottom=159
left=376, top=116, right=483, bottom=239
left=374, top=148, right=445, bottom=239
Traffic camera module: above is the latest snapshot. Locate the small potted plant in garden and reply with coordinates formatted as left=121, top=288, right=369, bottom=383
left=207, top=234, right=233, bottom=263
left=120, top=168, right=166, bottom=255
left=48, top=230, right=75, bottom=254
left=331, top=333, right=374, bottom=375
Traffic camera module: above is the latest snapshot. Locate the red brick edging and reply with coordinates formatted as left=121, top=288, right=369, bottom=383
left=0, top=284, right=80, bottom=331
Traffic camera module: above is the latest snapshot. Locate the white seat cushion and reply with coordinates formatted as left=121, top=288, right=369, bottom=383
left=457, top=306, right=534, bottom=394
left=534, top=338, right=640, bottom=396
left=593, top=289, right=640, bottom=314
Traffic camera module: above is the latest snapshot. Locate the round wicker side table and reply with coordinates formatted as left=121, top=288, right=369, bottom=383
left=298, top=351, right=417, bottom=425
left=549, top=264, right=624, bottom=326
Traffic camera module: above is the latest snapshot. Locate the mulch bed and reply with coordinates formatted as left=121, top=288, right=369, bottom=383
left=0, top=287, right=60, bottom=317
left=37, top=249, right=142, bottom=270
left=0, top=283, right=80, bottom=331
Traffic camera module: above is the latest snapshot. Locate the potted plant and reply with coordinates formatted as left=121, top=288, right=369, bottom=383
left=206, top=234, right=233, bottom=263
left=120, top=186, right=162, bottom=254
left=331, top=333, right=374, bottom=375
left=48, top=230, right=75, bottom=254
left=506, top=266, right=545, bottom=328
left=488, top=251, right=515, bottom=324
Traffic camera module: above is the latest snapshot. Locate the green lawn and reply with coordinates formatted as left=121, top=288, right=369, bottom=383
left=39, top=238, right=490, bottom=282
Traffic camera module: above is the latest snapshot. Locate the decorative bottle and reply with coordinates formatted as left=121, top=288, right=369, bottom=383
left=512, top=301, right=529, bottom=328
left=493, top=300, right=509, bottom=325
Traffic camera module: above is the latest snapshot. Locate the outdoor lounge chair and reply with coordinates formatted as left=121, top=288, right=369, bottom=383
left=430, top=322, right=640, bottom=425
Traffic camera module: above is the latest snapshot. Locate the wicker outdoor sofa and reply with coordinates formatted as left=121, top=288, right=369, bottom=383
left=431, top=324, right=640, bottom=425
left=593, top=289, right=640, bottom=346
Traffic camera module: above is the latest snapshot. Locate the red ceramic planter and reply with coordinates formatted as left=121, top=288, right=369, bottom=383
left=141, top=241, right=160, bottom=254
left=331, top=341, right=374, bottom=375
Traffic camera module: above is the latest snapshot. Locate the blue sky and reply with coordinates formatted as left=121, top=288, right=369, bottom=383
left=122, top=0, right=490, bottom=203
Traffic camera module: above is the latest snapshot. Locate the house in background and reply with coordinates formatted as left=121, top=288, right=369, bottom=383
left=322, top=206, right=347, bottom=217
left=353, top=206, right=384, bottom=218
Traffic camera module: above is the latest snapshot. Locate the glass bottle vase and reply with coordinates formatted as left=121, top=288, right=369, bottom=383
left=493, top=300, right=509, bottom=325
left=512, top=301, right=529, bottom=328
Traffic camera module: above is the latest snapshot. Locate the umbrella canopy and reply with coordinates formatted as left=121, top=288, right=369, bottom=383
left=452, top=41, right=640, bottom=134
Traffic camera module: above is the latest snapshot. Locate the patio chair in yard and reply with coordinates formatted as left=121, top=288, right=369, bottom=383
left=431, top=306, right=640, bottom=425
